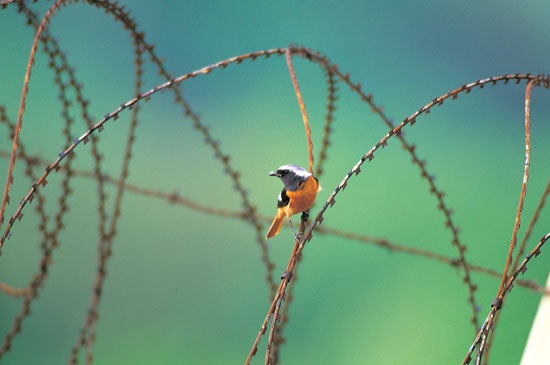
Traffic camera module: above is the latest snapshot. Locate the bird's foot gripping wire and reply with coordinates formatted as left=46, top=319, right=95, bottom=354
left=281, top=270, right=293, bottom=282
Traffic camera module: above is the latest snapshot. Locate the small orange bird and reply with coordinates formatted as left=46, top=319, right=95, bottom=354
left=266, top=164, right=320, bottom=239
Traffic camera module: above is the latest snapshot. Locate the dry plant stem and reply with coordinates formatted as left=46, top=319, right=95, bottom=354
left=482, top=80, right=538, bottom=364
left=286, top=48, right=314, bottom=173
left=464, top=79, right=536, bottom=365
left=0, top=282, right=28, bottom=297
left=487, top=81, right=533, bottom=361
left=496, top=80, right=532, bottom=294
left=513, top=178, right=550, bottom=274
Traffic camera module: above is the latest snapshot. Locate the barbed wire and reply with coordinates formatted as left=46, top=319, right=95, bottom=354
left=1, top=1, right=549, bottom=364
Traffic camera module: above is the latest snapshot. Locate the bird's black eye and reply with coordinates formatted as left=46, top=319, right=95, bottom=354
left=279, top=169, right=288, bottom=176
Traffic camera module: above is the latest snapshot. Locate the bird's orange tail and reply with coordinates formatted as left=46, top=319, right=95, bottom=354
left=266, top=210, right=285, bottom=239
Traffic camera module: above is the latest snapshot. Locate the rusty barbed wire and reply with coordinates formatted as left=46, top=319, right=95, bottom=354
left=513, top=178, right=550, bottom=283
left=285, top=47, right=315, bottom=174
left=92, top=0, right=282, bottom=298
left=245, top=70, right=550, bottom=363
left=474, top=77, right=543, bottom=364
left=0, top=2, right=94, bottom=355
left=463, top=231, right=550, bottom=365
left=0, top=0, right=61, bottom=236
left=4, top=56, right=550, bottom=363
left=1, top=150, right=544, bottom=297
left=0, top=101, right=53, bottom=357
left=0, top=3, right=286, bottom=361
left=288, top=44, right=482, bottom=329
left=315, top=63, right=338, bottom=179
left=69, top=10, right=146, bottom=365
left=2, top=2, right=550, bottom=364
left=3, top=38, right=550, bottom=362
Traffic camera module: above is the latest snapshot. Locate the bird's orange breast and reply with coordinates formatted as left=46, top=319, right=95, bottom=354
left=284, top=175, right=319, bottom=217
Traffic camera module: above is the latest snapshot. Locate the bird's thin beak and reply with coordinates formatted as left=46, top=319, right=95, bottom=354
left=269, top=170, right=278, bottom=177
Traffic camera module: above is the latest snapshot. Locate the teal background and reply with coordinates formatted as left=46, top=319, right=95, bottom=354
left=1, top=1, right=550, bottom=364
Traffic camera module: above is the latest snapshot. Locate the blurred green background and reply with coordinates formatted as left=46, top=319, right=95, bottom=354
left=1, top=1, right=549, bottom=364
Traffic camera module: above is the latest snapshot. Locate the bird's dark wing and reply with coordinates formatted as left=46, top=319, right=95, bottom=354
left=277, top=188, right=290, bottom=208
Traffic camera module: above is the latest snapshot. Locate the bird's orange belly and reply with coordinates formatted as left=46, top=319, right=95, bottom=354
left=285, top=176, right=319, bottom=216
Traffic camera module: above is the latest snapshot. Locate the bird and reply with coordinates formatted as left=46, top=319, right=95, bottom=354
left=266, top=164, right=320, bottom=239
